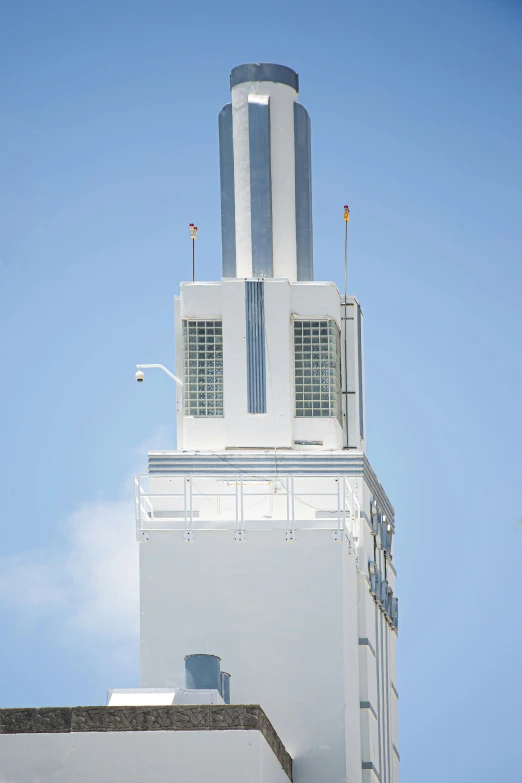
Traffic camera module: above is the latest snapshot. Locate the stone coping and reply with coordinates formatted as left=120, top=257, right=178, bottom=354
left=0, top=704, right=292, bottom=781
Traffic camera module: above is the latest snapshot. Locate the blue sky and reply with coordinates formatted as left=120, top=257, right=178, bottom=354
left=1, top=0, right=521, bottom=780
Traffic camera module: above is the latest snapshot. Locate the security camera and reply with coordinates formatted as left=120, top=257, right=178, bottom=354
left=135, top=370, right=145, bottom=383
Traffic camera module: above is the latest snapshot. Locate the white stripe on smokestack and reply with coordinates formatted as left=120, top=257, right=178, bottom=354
left=220, top=63, right=313, bottom=281
left=231, top=79, right=253, bottom=277
left=261, top=80, right=297, bottom=280
left=248, top=93, right=273, bottom=277
left=232, top=75, right=297, bottom=279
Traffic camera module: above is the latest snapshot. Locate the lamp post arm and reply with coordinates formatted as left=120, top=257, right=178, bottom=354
left=136, top=364, right=183, bottom=387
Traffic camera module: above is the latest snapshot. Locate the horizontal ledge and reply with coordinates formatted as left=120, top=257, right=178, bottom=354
left=0, top=705, right=292, bottom=780
left=358, top=638, right=376, bottom=658
left=362, top=761, right=381, bottom=782
left=360, top=701, right=378, bottom=720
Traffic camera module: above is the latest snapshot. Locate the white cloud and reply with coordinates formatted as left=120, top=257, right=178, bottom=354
left=0, top=427, right=174, bottom=668
left=66, top=497, right=139, bottom=642
left=0, top=494, right=139, bottom=664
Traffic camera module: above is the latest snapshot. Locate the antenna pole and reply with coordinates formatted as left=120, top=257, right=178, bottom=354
left=344, top=206, right=349, bottom=301
left=189, top=223, right=198, bottom=281
left=343, top=205, right=350, bottom=450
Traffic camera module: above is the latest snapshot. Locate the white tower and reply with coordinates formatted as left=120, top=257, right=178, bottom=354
left=137, top=64, right=399, bottom=783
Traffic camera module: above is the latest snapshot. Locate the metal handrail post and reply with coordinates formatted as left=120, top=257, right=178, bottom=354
left=144, top=486, right=154, bottom=520
left=240, top=474, right=244, bottom=532
left=184, top=476, right=188, bottom=536
left=352, top=479, right=361, bottom=556
left=235, top=475, right=239, bottom=531
left=341, top=476, right=346, bottom=532
left=189, top=478, right=193, bottom=534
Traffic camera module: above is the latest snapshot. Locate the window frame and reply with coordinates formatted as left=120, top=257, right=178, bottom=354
left=293, top=317, right=342, bottom=423
left=182, top=318, right=224, bottom=417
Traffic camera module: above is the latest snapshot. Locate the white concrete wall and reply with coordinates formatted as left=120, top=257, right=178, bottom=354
left=140, top=528, right=359, bottom=783
left=180, top=281, right=223, bottom=318
left=175, top=280, right=351, bottom=452
left=263, top=280, right=293, bottom=446
left=0, top=729, right=288, bottom=783
left=342, top=531, right=364, bottom=783
left=359, top=710, right=379, bottom=772
left=221, top=279, right=294, bottom=449
left=292, top=418, right=343, bottom=449
left=355, top=481, right=398, bottom=783
left=289, top=281, right=340, bottom=323
left=358, top=646, right=378, bottom=710
left=164, top=278, right=395, bottom=779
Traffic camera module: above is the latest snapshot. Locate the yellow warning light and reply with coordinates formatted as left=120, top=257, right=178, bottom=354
left=344, top=205, right=350, bottom=223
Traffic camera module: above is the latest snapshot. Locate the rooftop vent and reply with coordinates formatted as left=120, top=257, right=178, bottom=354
left=220, top=671, right=231, bottom=705
left=184, top=653, right=232, bottom=704
left=185, top=654, right=221, bottom=691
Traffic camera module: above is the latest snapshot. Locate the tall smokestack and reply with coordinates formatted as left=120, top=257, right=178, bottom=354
left=219, top=63, right=313, bottom=281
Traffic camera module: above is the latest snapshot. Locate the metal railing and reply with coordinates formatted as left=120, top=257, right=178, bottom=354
left=134, top=473, right=361, bottom=543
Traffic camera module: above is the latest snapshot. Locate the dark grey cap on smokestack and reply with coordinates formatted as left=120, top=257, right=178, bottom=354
left=230, top=63, right=299, bottom=92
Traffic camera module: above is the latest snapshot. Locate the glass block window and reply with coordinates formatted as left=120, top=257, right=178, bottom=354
left=183, top=320, right=224, bottom=417
left=294, top=319, right=341, bottom=422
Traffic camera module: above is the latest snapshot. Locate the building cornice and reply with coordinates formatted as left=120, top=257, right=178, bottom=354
left=0, top=705, right=292, bottom=781
left=148, top=449, right=395, bottom=522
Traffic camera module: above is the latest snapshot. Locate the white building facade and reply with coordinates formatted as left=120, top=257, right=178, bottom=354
left=137, top=63, right=400, bottom=783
